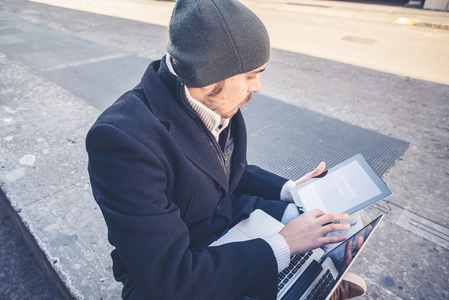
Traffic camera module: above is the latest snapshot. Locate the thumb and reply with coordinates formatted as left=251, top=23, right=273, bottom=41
left=295, top=162, right=326, bottom=185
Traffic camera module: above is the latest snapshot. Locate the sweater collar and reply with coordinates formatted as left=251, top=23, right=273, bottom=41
left=166, top=54, right=230, bottom=142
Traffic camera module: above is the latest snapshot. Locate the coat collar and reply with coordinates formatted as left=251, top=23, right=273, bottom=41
left=140, top=58, right=247, bottom=192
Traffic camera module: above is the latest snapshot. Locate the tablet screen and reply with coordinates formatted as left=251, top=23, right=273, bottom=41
left=292, top=155, right=391, bottom=215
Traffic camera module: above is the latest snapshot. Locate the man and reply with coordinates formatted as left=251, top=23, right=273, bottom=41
left=86, top=0, right=366, bottom=299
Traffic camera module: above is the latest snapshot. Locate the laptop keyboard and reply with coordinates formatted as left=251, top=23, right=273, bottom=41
left=305, top=269, right=336, bottom=300
left=277, top=251, right=313, bottom=295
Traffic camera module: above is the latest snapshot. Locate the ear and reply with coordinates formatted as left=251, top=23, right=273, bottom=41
left=187, top=83, right=216, bottom=102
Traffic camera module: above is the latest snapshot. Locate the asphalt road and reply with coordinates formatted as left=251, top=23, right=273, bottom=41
left=0, top=203, right=59, bottom=299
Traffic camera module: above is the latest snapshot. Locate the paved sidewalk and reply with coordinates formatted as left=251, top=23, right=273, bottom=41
left=30, top=0, right=449, bottom=86
left=0, top=0, right=448, bottom=299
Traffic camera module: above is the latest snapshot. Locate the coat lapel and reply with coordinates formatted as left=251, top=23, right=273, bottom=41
left=171, top=109, right=230, bottom=190
left=228, top=111, right=247, bottom=192
left=141, top=60, right=241, bottom=192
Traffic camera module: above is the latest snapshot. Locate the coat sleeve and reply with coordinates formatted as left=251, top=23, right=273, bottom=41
left=234, top=165, right=288, bottom=201
left=86, top=123, right=279, bottom=300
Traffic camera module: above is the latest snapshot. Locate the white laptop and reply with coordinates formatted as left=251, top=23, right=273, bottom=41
left=210, top=209, right=384, bottom=300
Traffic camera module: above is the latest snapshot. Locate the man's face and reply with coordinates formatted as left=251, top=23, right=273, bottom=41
left=198, top=64, right=266, bottom=118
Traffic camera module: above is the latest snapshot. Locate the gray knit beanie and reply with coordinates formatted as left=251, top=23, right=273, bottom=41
left=167, top=0, right=270, bottom=88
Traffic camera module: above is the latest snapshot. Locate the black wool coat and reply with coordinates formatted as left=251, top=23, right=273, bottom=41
left=86, top=57, right=289, bottom=300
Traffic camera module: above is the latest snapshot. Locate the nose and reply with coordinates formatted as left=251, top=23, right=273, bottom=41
left=249, top=76, right=262, bottom=93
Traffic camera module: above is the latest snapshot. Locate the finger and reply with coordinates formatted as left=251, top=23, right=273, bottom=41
left=321, top=234, right=347, bottom=245
left=307, top=209, right=326, bottom=218
left=321, top=222, right=350, bottom=236
left=312, top=161, right=326, bottom=177
left=345, top=240, right=353, bottom=256
left=295, top=162, right=326, bottom=185
left=296, top=162, right=325, bottom=184
left=319, top=213, right=350, bottom=224
left=343, top=240, right=352, bottom=264
left=356, top=236, right=364, bottom=250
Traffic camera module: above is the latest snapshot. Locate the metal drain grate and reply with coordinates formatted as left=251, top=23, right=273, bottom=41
left=243, top=94, right=409, bottom=180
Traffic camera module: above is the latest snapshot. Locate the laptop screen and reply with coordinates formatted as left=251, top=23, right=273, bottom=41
left=321, top=215, right=384, bottom=279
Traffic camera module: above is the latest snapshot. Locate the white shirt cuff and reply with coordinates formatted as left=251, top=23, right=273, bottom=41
left=280, top=180, right=296, bottom=202
left=264, top=233, right=291, bottom=273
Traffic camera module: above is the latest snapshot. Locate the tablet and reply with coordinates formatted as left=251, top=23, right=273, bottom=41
left=291, top=154, right=392, bottom=215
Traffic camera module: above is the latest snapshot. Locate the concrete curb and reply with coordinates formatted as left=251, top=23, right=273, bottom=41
left=0, top=189, right=75, bottom=299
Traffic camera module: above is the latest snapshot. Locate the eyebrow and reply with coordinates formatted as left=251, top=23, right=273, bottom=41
left=251, top=67, right=266, bottom=74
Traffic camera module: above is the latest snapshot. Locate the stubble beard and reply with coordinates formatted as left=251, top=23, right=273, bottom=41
left=204, top=81, right=253, bottom=118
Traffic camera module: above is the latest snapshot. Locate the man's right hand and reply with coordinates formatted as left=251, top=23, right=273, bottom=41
left=279, top=209, right=350, bottom=255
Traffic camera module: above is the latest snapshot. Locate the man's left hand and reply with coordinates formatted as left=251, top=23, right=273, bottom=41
left=295, top=162, right=326, bottom=185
